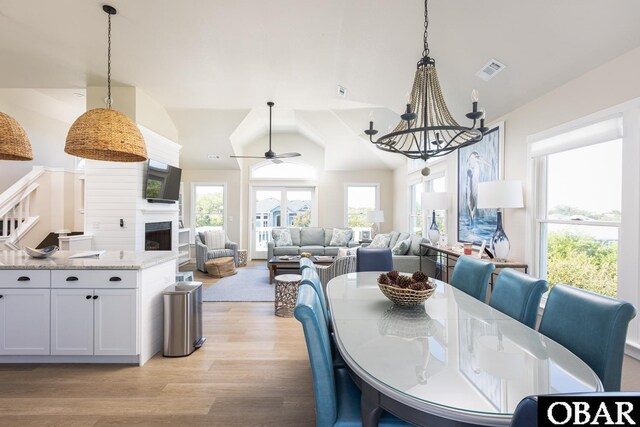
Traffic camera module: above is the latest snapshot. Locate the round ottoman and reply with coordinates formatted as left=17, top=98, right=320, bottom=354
left=205, top=257, right=237, bottom=278
left=274, top=274, right=302, bottom=317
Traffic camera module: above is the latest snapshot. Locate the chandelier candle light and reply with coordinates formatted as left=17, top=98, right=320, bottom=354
left=364, top=0, right=489, bottom=176
left=65, top=5, right=147, bottom=162
left=421, top=192, right=448, bottom=245
left=477, top=180, right=524, bottom=261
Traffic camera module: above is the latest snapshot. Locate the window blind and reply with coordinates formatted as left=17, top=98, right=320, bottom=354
left=530, top=115, right=622, bottom=158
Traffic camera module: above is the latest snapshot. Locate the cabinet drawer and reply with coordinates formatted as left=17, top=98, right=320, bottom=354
left=0, top=270, right=50, bottom=288
left=51, top=270, right=138, bottom=289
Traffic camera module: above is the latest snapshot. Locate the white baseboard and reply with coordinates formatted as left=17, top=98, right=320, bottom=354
left=625, top=342, right=640, bottom=360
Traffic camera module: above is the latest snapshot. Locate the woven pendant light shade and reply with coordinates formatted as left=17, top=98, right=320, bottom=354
left=65, top=108, right=147, bottom=162
left=0, top=112, right=33, bottom=161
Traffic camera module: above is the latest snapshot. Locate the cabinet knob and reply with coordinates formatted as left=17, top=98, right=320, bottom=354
left=66, top=276, right=79, bottom=282
left=17, top=276, right=30, bottom=282
left=109, top=277, right=122, bottom=282
left=86, top=295, right=92, bottom=299
left=93, top=295, right=99, bottom=300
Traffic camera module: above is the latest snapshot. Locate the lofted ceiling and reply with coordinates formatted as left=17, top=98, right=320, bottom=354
left=1, top=0, right=640, bottom=170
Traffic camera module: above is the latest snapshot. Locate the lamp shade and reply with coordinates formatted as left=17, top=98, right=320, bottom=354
left=366, top=210, right=384, bottom=223
left=0, top=112, right=33, bottom=161
left=477, top=180, right=524, bottom=209
left=421, top=192, right=448, bottom=210
left=65, top=108, right=147, bottom=162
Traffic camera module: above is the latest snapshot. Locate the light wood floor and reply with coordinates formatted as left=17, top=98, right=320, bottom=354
left=0, top=301, right=315, bottom=426
left=0, top=261, right=638, bottom=426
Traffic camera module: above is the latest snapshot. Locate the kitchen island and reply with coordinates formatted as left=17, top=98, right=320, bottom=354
left=0, top=250, right=177, bottom=366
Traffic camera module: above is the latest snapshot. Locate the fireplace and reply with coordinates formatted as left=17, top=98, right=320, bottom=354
left=145, top=221, right=172, bottom=251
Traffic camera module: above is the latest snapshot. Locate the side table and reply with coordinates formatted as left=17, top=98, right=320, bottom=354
left=274, top=274, right=302, bottom=317
left=237, top=249, right=248, bottom=267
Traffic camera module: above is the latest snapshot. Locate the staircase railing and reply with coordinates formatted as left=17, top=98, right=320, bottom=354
left=0, top=166, right=44, bottom=248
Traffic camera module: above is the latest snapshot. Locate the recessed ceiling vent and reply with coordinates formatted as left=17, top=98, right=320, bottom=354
left=475, top=59, right=506, bottom=81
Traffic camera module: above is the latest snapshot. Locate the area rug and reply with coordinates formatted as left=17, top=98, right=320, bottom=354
left=202, top=266, right=275, bottom=302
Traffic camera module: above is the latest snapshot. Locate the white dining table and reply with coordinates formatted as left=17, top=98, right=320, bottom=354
left=326, top=272, right=603, bottom=426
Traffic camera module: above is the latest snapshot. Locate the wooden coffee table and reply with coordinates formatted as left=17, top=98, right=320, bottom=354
left=267, top=256, right=335, bottom=284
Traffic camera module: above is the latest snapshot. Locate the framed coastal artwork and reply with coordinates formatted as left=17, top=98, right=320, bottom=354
left=457, top=123, right=504, bottom=245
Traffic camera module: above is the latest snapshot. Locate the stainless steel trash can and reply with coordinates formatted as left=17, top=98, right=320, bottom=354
left=163, top=281, right=206, bottom=357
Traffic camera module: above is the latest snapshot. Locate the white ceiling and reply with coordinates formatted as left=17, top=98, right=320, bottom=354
left=1, top=0, right=640, bottom=170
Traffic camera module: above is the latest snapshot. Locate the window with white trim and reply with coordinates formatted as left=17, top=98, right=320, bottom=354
left=345, top=185, right=378, bottom=240
left=532, top=116, right=622, bottom=297
left=409, top=181, right=424, bottom=236
left=192, top=184, right=226, bottom=234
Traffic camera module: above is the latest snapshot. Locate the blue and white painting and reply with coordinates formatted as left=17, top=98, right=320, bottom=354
left=457, top=126, right=501, bottom=245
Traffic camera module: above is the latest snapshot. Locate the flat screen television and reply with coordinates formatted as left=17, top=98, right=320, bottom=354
left=144, top=159, right=182, bottom=203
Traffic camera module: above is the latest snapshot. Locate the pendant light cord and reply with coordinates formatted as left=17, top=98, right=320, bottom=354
left=107, top=10, right=112, bottom=109
left=422, top=0, right=429, bottom=58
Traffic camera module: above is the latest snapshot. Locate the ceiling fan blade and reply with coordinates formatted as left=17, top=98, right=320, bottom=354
left=230, top=155, right=269, bottom=159
left=273, top=152, right=301, bottom=158
left=271, top=159, right=283, bottom=164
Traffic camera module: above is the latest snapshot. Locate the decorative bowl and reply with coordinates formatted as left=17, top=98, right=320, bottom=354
left=24, top=245, right=59, bottom=259
left=378, top=282, right=437, bottom=306
left=377, top=271, right=437, bottom=306
left=300, top=252, right=312, bottom=258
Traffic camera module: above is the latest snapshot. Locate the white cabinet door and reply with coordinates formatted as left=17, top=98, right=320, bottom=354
left=0, top=289, right=50, bottom=355
left=51, top=289, right=94, bottom=355
left=94, top=289, right=138, bottom=356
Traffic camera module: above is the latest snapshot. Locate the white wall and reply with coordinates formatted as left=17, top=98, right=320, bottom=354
left=84, top=127, right=181, bottom=251
left=0, top=89, right=77, bottom=192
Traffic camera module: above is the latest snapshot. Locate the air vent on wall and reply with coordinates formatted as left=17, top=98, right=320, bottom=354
left=475, top=59, right=506, bottom=81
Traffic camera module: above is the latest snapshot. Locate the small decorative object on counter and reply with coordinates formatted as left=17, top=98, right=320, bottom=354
left=463, top=242, right=472, bottom=255
left=300, top=252, right=312, bottom=258
left=377, top=270, right=437, bottom=306
left=23, top=245, right=59, bottom=259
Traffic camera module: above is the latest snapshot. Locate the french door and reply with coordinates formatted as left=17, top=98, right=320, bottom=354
left=250, top=186, right=316, bottom=259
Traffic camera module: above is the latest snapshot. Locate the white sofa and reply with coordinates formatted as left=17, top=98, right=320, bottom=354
left=369, top=231, right=437, bottom=275
left=267, top=227, right=359, bottom=259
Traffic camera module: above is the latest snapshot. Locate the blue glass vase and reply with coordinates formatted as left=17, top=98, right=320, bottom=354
left=491, top=211, right=510, bottom=261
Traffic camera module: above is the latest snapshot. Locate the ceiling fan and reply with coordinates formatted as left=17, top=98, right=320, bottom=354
left=230, top=101, right=301, bottom=164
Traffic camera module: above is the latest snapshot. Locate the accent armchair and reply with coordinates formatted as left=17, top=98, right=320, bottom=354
left=195, top=231, right=238, bottom=272
left=316, top=256, right=357, bottom=290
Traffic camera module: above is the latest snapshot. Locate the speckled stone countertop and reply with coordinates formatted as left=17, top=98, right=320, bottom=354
left=0, top=251, right=177, bottom=270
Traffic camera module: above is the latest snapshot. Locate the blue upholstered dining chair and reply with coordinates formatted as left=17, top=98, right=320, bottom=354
left=489, top=269, right=548, bottom=329
left=449, top=255, right=496, bottom=302
left=509, top=395, right=538, bottom=427
left=294, top=284, right=408, bottom=427
left=301, top=267, right=346, bottom=368
left=301, top=268, right=329, bottom=328
left=356, top=247, right=393, bottom=272
left=538, top=284, right=637, bottom=391
left=300, top=257, right=316, bottom=272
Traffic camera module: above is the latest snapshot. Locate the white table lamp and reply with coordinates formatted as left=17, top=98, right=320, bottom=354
left=366, top=210, right=384, bottom=238
left=477, top=180, right=524, bottom=261
left=421, top=192, right=448, bottom=245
